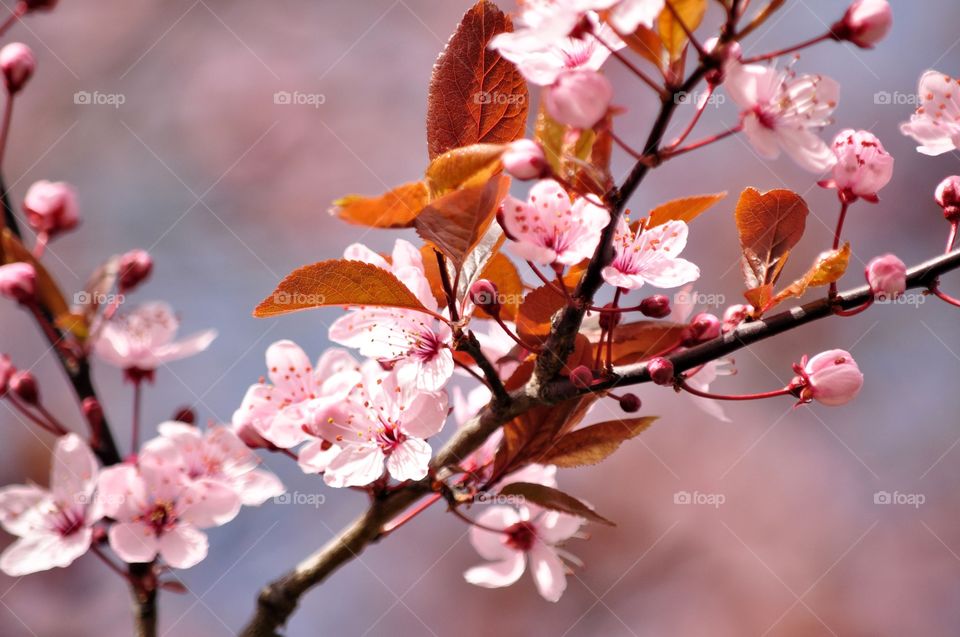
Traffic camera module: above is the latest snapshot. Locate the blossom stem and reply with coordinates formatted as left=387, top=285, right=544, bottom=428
left=90, top=544, right=135, bottom=582
left=609, top=129, right=648, bottom=161
left=0, top=92, right=14, bottom=170
left=833, top=298, right=873, bottom=317
left=677, top=378, right=791, bottom=401
left=491, top=313, right=541, bottom=353
left=448, top=504, right=508, bottom=534
left=930, top=284, right=960, bottom=308
left=605, top=288, right=622, bottom=368
left=0, top=2, right=25, bottom=38
left=829, top=199, right=851, bottom=297
left=381, top=492, right=443, bottom=536
left=665, top=84, right=714, bottom=151
left=947, top=222, right=958, bottom=254
left=433, top=250, right=460, bottom=322
left=35, top=404, right=69, bottom=435
left=740, top=32, right=832, bottom=63
left=592, top=32, right=666, bottom=96
left=659, top=124, right=742, bottom=160
left=6, top=395, right=65, bottom=435
left=526, top=261, right=571, bottom=301
left=455, top=359, right=488, bottom=386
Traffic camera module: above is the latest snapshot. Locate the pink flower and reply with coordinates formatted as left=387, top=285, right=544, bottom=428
left=0, top=43, right=35, bottom=94
left=834, top=0, right=892, bottom=49
left=544, top=69, right=613, bottom=129
left=315, top=364, right=448, bottom=487
left=233, top=341, right=360, bottom=451
left=97, top=438, right=241, bottom=569
left=501, top=179, right=609, bottom=266
left=23, top=180, right=79, bottom=238
left=156, top=421, right=284, bottom=507
left=607, top=0, right=665, bottom=33
left=117, top=249, right=153, bottom=292
left=0, top=262, right=36, bottom=303
left=825, top=129, right=894, bottom=199
left=501, top=139, right=549, bottom=180
left=866, top=254, right=906, bottom=300
left=936, top=175, right=960, bottom=222
left=329, top=240, right=454, bottom=392
left=724, top=62, right=840, bottom=172
left=491, top=13, right=623, bottom=86
left=0, top=434, right=100, bottom=576
left=94, top=301, right=216, bottom=378
left=464, top=505, right=583, bottom=602
left=602, top=219, right=700, bottom=290
left=900, top=71, right=960, bottom=156
left=792, top=349, right=863, bottom=406
left=495, top=1, right=619, bottom=51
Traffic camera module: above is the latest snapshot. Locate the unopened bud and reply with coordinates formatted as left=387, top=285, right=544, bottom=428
left=832, top=0, right=892, bottom=49
left=935, top=176, right=960, bottom=223
left=117, top=249, right=153, bottom=291
left=23, top=180, right=79, bottom=239
left=569, top=365, right=594, bottom=389
left=501, top=139, right=549, bottom=181
left=598, top=304, right=621, bottom=331
left=10, top=370, right=38, bottom=404
left=639, top=294, right=671, bottom=319
left=865, top=254, right=906, bottom=300
left=648, top=357, right=675, bottom=386
left=24, top=0, right=59, bottom=12
left=172, top=406, right=196, bottom=424
left=469, top=279, right=500, bottom=316
left=0, top=43, right=34, bottom=94
left=0, top=262, right=36, bottom=303
left=618, top=393, right=641, bottom=412
left=0, top=354, right=14, bottom=396
left=682, top=312, right=721, bottom=345
left=82, top=397, right=103, bottom=430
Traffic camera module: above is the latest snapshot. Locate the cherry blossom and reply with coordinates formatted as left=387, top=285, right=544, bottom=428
left=607, top=0, right=666, bottom=34
left=834, top=0, right=892, bottom=49
left=314, top=363, right=448, bottom=488
left=791, top=350, right=863, bottom=406
left=232, top=341, right=359, bottom=451
left=601, top=219, right=700, bottom=290
left=545, top=68, right=613, bottom=129
left=0, top=434, right=100, bottom=576
left=156, top=421, right=284, bottom=506
left=824, top=129, right=894, bottom=200
left=94, top=301, right=217, bottom=380
left=866, top=254, right=906, bottom=300
left=97, top=438, right=241, bottom=569
left=900, top=71, right=960, bottom=156
left=464, top=505, right=583, bottom=602
left=0, top=262, right=36, bottom=303
left=501, top=139, right=549, bottom=180
left=0, top=42, right=34, bottom=94
left=23, top=180, right=79, bottom=240
left=724, top=61, right=840, bottom=172
left=329, top=240, right=454, bottom=392
left=501, top=179, right=610, bottom=266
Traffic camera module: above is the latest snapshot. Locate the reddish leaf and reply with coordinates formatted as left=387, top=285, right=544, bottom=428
left=499, top=482, right=616, bottom=526
left=426, top=1, right=529, bottom=159
left=516, top=283, right=567, bottom=345
left=331, top=181, right=429, bottom=228
left=622, top=25, right=665, bottom=70
left=253, top=259, right=431, bottom=317
left=647, top=192, right=727, bottom=227
left=602, top=321, right=687, bottom=365
left=734, top=188, right=808, bottom=290
left=658, top=0, right=707, bottom=62
left=537, top=417, right=658, bottom=468
left=474, top=252, right=523, bottom=320
left=425, top=143, right=505, bottom=198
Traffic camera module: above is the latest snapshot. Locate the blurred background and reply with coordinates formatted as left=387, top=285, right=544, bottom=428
left=1, top=0, right=959, bottom=635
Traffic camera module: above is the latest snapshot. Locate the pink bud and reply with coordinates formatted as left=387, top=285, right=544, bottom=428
left=118, top=249, right=153, bottom=291
left=865, top=254, right=906, bottom=300
left=469, top=279, right=500, bottom=316
left=23, top=180, right=79, bottom=239
left=172, top=406, right=197, bottom=424
left=9, top=370, right=38, bottom=405
left=618, top=393, right=641, bottom=413
left=0, top=43, right=35, bottom=94
left=569, top=365, right=594, bottom=389
left=682, top=312, right=721, bottom=346
left=800, top=350, right=863, bottom=406
left=722, top=304, right=751, bottom=333
left=502, top=140, right=549, bottom=180
left=935, top=176, right=960, bottom=223
left=24, top=0, right=58, bottom=11
left=835, top=0, right=892, bottom=48
left=639, top=294, right=671, bottom=319
left=648, top=357, right=675, bottom=386
left=829, top=130, right=894, bottom=199
left=232, top=421, right=272, bottom=450
left=0, top=262, right=36, bottom=303
left=544, top=69, right=612, bottom=130
left=598, top=303, right=621, bottom=331
left=82, top=397, right=103, bottom=431
left=0, top=354, right=14, bottom=396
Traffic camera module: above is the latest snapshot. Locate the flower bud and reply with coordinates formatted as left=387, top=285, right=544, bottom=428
left=618, top=393, right=641, bottom=413
left=722, top=304, right=751, bottom=333
left=544, top=69, right=612, bottom=130
left=117, top=249, right=153, bottom=291
left=935, top=176, right=960, bottom=223
left=639, top=294, right=671, bottom=319
left=24, top=0, right=58, bottom=12
left=469, top=279, right=500, bottom=316
left=865, top=254, right=906, bottom=300
left=833, top=0, right=892, bottom=48
left=233, top=421, right=272, bottom=450
left=795, top=350, right=863, bottom=406
left=23, top=180, right=79, bottom=239
left=598, top=303, right=621, bottom=331
left=0, top=43, right=35, bottom=94
left=0, top=262, right=36, bottom=303
left=648, top=357, right=674, bottom=386
left=172, top=406, right=196, bottom=424
left=9, top=370, right=38, bottom=405
left=682, top=312, right=721, bottom=345
left=569, top=365, right=594, bottom=389
left=0, top=354, right=14, bottom=396
left=828, top=130, right=894, bottom=199
left=82, top=397, right=103, bottom=441
left=501, top=140, right=549, bottom=181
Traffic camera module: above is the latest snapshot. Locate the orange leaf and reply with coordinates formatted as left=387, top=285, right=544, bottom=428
left=734, top=188, right=808, bottom=290
left=765, top=243, right=851, bottom=312
left=253, top=259, right=432, bottom=318
left=537, top=417, right=657, bottom=468
left=499, top=482, right=615, bottom=526
left=331, top=181, right=428, bottom=228
left=516, top=283, right=567, bottom=345
left=475, top=252, right=523, bottom=320
left=659, top=0, right=707, bottom=62
left=426, top=1, right=529, bottom=160
left=425, top=143, right=505, bottom=198
left=621, top=25, right=665, bottom=70
left=647, top=192, right=727, bottom=227
left=414, top=175, right=510, bottom=269
left=603, top=321, right=687, bottom=365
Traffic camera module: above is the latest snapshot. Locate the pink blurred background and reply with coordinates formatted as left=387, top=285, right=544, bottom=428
left=2, top=0, right=960, bottom=635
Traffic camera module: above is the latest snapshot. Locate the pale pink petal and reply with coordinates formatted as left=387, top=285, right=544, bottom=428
left=158, top=524, right=208, bottom=569
left=109, top=521, right=159, bottom=563
left=777, top=127, right=836, bottom=173
left=95, top=465, right=146, bottom=521
left=528, top=541, right=567, bottom=602
left=742, top=113, right=781, bottom=159
left=179, top=479, right=241, bottom=528
left=464, top=554, right=526, bottom=589
left=234, top=469, right=285, bottom=506
left=400, top=391, right=449, bottom=439
left=152, top=329, right=217, bottom=364
left=0, top=529, right=92, bottom=576
left=535, top=511, right=583, bottom=544
left=0, top=485, right=48, bottom=536
left=297, top=440, right=342, bottom=474
left=264, top=340, right=315, bottom=394
left=323, top=445, right=385, bottom=488
left=50, top=433, right=99, bottom=505
left=470, top=506, right=521, bottom=561
left=385, top=439, right=432, bottom=482
left=343, top=242, right=390, bottom=269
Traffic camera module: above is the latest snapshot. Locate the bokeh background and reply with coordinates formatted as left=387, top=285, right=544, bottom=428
left=1, top=0, right=959, bottom=635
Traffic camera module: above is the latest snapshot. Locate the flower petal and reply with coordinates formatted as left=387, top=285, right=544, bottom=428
left=109, top=521, right=159, bottom=564
left=158, top=524, right=208, bottom=569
